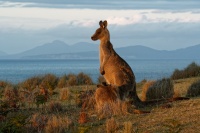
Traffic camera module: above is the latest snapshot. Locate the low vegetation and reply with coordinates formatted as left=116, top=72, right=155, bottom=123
left=0, top=63, right=200, bottom=132
left=141, top=78, right=174, bottom=101
left=171, top=62, right=200, bottom=80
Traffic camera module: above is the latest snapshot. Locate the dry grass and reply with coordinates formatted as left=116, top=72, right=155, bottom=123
left=59, top=87, right=70, bottom=101
left=45, top=115, right=72, bottom=133
left=48, top=101, right=63, bottom=112
left=186, top=80, right=200, bottom=97
left=106, top=117, right=119, bottom=133
left=1, top=77, right=200, bottom=133
left=97, top=100, right=129, bottom=119
left=141, top=80, right=155, bottom=101
left=123, top=121, right=133, bottom=133
left=28, top=113, right=48, bottom=132
left=173, top=77, right=200, bottom=97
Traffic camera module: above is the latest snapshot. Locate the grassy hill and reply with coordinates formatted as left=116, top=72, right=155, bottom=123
left=0, top=76, right=200, bottom=132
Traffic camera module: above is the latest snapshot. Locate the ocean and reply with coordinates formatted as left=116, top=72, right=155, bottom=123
left=0, top=59, right=200, bottom=84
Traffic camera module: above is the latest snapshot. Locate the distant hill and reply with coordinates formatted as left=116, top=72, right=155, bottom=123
left=116, top=44, right=200, bottom=59
left=1, top=40, right=200, bottom=59
left=3, top=40, right=98, bottom=59
left=18, top=40, right=98, bottom=56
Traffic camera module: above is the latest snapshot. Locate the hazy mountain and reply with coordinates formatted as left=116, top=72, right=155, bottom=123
left=19, top=40, right=98, bottom=56
left=1, top=40, right=200, bottom=59
left=22, top=51, right=99, bottom=59
left=116, top=44, right=200, bottom=59
left=3, top=40, right=98, bottom=58
left=170, top=44, right=200, bottom=59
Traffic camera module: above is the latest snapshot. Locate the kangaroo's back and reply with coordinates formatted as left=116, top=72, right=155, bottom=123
left=103, top=41, right=135, bottom=86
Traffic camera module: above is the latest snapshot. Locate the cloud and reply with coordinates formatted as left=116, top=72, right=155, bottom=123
left=0, top=1, right=34, bottom=7
left=2, top=0, right=200, bottom=10
left=0, top=6, right=200, bottom=31
left=106, top=15, right=146, bottom=25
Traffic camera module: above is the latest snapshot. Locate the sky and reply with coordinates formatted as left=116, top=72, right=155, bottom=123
left=0, top=0, right=200, bottom=54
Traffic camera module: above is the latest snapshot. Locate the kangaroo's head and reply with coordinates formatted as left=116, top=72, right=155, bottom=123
left=91, top=20, right=110, bottom=41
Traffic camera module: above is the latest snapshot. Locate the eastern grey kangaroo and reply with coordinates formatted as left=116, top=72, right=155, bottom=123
left=91, top=20, right=141, bottom=106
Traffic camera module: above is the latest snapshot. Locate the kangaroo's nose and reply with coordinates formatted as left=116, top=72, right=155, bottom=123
left=91, top=36, right=94, bottom=40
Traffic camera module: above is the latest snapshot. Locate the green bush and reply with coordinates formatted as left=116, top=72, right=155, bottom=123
left=0, top=112, right=28, bottom=133
left=35, top=94, right=48, bottom=108
left=18, top=76, right=42, bottom=91
left=186, top=80, right=200, bottom=97
left=2, top=85, right=19, bottom=108
left=57, top=74, right=68, bottom=88
left=171, top=62, right=200, bottom=80
left=144, top=78, right=174, bottom=101
left=76, top=72, right=93, bottom=85
left=48, top=102, right=63, bottom=112
left=66, top=74, right=77, bottom=86
left=40, top=74, right=58, bottom=92
left=63, top=73, right=93, bottom=86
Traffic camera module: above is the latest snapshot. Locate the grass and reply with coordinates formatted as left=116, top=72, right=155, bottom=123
left=0, top=76, right=200, bottom=132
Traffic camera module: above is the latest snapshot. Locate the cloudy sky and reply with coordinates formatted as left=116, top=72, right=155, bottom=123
left=0, top=0, right=200, bottom=54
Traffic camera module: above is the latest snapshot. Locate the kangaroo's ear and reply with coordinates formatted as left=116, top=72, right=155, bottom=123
left=103, top=20, right=108, bottom=28
left=99, top=20, right=104, bottom=28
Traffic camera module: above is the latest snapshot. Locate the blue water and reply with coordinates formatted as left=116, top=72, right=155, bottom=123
left=0, top=59, right=200, bottom=84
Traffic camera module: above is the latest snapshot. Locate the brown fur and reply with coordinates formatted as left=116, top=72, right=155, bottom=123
left=91, top=20, right=141, bottom=106
left=91, top=20, right=189, bottom=108
left=95, top=84, right=119, bottom=112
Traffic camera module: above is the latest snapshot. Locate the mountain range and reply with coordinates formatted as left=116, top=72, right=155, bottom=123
left=0, top=40, right=200, bottom=59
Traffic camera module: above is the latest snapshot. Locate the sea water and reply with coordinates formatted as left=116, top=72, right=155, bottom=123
left=0, top=59, right=200, bottom=84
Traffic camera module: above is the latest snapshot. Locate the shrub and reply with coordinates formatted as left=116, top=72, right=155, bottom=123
left=142, top=78, right=174, bottom=101
left=141, top=81, right=156, bottom=101
left=77, top=72, right=93, bottom=85
left=171, top=62, right=200, bottom=80
left=0, top=112, right=28, bottom=133
left=77, top=90, right=95, bottom=110
left=18, top=76, right=42, bottom=91
left=45, top=115, right=72, bottom=133
left=48, top=102, right=63, bottom=112
left=0, top=81, right=10, bottom=89
left=35, top=94, right=48, bottom=108
left=59, top=88, right=70, bottom=101
left=186, top=80, right=200, bottom=97
left=2, top=85, right=19, bottom=108
left=28, top=113, right=48, bottom=132
left=57, top=75, right=68, bottom=88
left=66, top=74, right=77, bottom=86
left=40, top=74, right=58, bottom=93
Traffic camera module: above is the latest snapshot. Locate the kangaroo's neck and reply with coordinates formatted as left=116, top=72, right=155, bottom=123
left=100, top=39, right=110, bottom=46
left=100, top=29, right=110, bottom=45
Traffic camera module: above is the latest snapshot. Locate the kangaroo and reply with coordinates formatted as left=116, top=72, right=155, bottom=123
left=95, top=84, right=119, bottom=114
left=91, top=20, right=142, bottom=107
left=91, top=20, right=190, bottom=108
